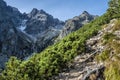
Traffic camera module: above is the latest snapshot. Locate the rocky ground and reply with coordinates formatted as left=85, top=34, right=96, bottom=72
left=53, top=19, right=117, bottom=80
left=54, top=19, right=120, bottom=80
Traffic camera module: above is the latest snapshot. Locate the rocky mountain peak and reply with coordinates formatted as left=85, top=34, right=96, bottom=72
left=28, top=8, right=48, bottom=19
left=79, top=11, right=94, bottom=20
left=59, top=11, right=97, bottom=38
left=25, top=8, right=64, bottom=35
left=31, top=8, right=38, bottom=13
left=81, top=11, right=90, bottom=16
left=39, top=9, right=46, bottom=14
left=31, top=8, right=46, bottom=14
left=28, top=8, right=39, bottom=17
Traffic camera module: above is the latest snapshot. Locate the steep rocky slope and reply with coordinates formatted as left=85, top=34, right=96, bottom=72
left=0, top=0, right=25, bottom=68
left=55, top=19, right=120, bottom=80
left=0, top=0, right=22, bottom=24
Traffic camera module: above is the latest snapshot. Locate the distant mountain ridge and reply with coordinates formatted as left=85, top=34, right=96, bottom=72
left=59, top=11, right=98, bottom=38
left=0, top=0, right=97, bottom=68
left=25, top=8, right=64, bottom=35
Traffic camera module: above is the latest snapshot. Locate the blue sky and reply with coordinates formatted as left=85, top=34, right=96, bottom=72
left=4, top=0, right=109, bottom=21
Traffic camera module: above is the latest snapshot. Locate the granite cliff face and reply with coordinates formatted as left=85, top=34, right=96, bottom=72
left=0, top=0, right=96, bottom=68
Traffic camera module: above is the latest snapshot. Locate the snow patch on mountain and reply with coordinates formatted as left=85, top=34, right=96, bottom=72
left=19, top=20, right=27, bottom=31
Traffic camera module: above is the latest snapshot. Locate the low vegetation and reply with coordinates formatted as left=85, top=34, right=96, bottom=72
left=112, top=20, right=120, bottom=31
left=96, top=21, right=120, bottom=80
